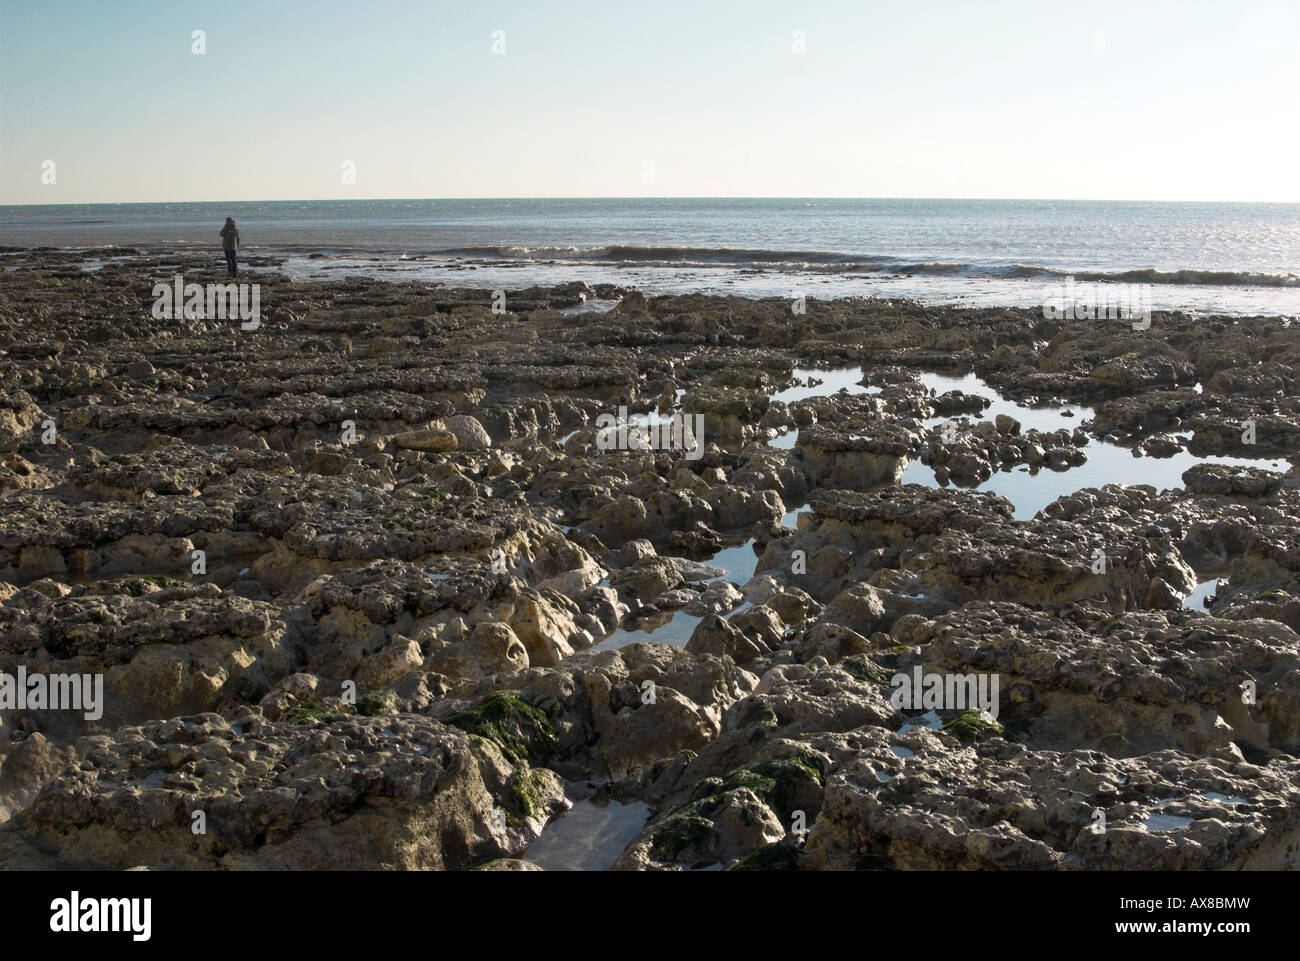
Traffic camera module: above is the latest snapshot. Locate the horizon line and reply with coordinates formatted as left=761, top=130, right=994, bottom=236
left=4, top=196, right=1300, bottom=209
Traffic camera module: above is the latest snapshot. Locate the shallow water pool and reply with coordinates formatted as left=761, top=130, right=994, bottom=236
left=903, top=371, right=1288, bottom=520
left=523, top=796, right=651, bottom=871
left=771, top=366, right=874, bottom=405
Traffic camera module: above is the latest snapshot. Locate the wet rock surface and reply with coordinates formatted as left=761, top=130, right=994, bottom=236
left=1, top=250, right=1298, bottom=870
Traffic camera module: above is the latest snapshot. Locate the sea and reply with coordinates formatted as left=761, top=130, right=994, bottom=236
left=2, top=198, right=1298, bottom=316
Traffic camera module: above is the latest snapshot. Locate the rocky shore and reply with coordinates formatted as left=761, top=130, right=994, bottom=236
left=1, top=246, right=1298, bottom=870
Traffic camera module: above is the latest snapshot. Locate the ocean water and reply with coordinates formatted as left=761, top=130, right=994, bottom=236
left=2, top=198, right=1298, bottom=314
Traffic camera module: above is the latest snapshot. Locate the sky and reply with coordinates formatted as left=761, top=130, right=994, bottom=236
left=2, top=0, right=1299, bottom=204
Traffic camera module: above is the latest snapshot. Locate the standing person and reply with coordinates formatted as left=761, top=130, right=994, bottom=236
left=220, top=217, right=240, bottom=276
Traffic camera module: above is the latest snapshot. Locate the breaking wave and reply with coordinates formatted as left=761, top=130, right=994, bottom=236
left=422, top=245, right=1300, bottom=288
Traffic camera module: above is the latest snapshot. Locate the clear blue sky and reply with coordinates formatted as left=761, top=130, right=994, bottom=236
left=2, top=0, right=1298, bottom=203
